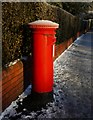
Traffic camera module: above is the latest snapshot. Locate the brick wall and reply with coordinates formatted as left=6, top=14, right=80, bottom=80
left=54, top=37, right=74, bottom=61
left=1, top=32, right=81, bottom=111
left=2, top=61, right=23, bottom=110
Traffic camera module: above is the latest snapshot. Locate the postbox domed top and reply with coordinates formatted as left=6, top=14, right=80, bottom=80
left=28, top=20, right=59, bottom=28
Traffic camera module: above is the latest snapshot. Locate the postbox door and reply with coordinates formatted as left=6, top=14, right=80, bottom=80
left=47, top=36, right=56, bottom=57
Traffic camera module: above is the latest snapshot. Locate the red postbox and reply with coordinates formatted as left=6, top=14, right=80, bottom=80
left=28, top=20, right=59, bottom=95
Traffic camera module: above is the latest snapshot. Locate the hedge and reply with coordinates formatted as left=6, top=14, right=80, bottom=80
left=2, top=2, right=87, bottom=67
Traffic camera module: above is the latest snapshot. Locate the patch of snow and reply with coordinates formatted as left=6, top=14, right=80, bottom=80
left=5, top=59, right=20, bottom=68
left=0, top=85, right=32, bottom=119
left=29, top=20, right=59, bottom=28
left=0, top=101, right=18, bottom=120
left=18, top=85, right=32, bottom=100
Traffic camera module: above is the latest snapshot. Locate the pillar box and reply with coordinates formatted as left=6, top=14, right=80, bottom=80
left=28, top=20, right=59, bottom=105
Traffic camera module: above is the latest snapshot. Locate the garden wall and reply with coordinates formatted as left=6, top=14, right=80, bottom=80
left=2, top=61, right=23, bottom=110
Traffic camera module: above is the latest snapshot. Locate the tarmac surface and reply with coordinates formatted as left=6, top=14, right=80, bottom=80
left=1, top=28, right=93, bottom=119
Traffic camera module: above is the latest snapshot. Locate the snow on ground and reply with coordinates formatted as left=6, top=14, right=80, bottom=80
left=0, top=85, right=32, bottom=120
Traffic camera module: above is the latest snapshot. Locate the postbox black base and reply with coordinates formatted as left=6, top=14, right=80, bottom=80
left=20, top=91, right=53, bottom=111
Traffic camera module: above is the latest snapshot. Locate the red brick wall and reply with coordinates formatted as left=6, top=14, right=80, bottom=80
left=2, top=61, right=23, bottom=110
left=54, top=37, right=74, bottom=61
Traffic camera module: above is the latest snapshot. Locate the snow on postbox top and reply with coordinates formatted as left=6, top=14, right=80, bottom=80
left=28, top=20, right=59, bottom=29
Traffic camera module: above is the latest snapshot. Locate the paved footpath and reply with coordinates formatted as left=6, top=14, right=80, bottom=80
left=1, top=29, right=93, bottom=119
left=53, top=28, right=93, bottom=118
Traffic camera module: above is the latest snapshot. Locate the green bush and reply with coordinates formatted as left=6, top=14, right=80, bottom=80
left=2, top=2, right=35, bottom=67
left=2, top=2, right=84, bottom=67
